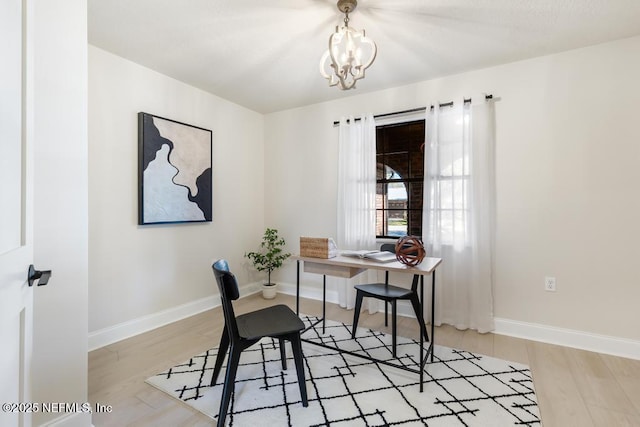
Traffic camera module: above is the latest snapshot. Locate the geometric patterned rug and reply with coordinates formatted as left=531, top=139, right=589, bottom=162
left=146, top=315, right=541, bottom=426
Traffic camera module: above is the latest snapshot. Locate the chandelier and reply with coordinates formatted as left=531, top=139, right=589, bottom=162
left=320, top=0, right=377, bottom=90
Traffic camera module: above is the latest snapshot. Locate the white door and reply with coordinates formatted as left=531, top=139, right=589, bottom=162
left=1, top=0, right=35, bottom=426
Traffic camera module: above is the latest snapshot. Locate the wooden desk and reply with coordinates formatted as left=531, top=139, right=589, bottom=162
left=292, top=254, right=442, bottom=392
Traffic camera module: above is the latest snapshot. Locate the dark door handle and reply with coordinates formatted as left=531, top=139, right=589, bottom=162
left=27, top=264, right=52, bottom=287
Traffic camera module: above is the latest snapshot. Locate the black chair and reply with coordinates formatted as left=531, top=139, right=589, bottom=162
left=351, top=244, right=430, bottom=358
left=211, top=259, right=308, bottom=426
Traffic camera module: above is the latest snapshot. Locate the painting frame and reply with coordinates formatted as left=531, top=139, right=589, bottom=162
left=138, top=112, right=212, bottom=225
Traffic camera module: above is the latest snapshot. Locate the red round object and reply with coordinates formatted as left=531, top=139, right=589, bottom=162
left=394, top=236, right=425, bottom=266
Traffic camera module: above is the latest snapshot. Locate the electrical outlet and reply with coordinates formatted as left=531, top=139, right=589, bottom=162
left=544, top=276, right=556, bottom=292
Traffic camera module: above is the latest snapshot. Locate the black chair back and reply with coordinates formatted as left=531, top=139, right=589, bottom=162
left=380, top=243, right=420, bottom=292
left=212, top=259, right=240, bottom=343
left=381, top=243, right=395, bottom=253
left=213, top=259, right=240, bottom=299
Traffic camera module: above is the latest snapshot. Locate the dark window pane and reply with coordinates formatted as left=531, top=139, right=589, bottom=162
left=408, top=182, right=423, bottom=210
left=387, top=137, right=409, bottom=153
left=376, top=119, right=425, bottom=238
left=408, top=210, right=423, bottom=236
left=409, top=150, right=424, bottom=178
left=376, top=183, right=385, bottom=209
left=376, top=161, right=384, bottom=180
left=386, top=153, right=408, bottom=178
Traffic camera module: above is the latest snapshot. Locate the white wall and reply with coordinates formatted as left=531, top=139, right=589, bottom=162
left=32, top=0, right=90, bottom=425
left=88, top=47, right=265, bottom=333
left=264, top=36, right=640, bottom=343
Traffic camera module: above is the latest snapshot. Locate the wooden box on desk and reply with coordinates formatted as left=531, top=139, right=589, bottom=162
left=299, top=237, right=337, bottom=259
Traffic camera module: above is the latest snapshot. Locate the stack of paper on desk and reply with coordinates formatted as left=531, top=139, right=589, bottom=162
left=340, top=250, right=397, bottom=263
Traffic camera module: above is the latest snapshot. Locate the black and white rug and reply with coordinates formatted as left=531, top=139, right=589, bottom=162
left=146, top=315, right=541, bottom=426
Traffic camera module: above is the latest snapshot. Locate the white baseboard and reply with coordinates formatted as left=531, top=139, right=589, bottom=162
left=493, top=318, right=640, bottom=361
left=282, top=281, right=640, bottom=360
left=88, top=282, right=260, bottom=351
left=89, top=280, right=640, bottom=361
left=41, top=412, right=91, bottom=427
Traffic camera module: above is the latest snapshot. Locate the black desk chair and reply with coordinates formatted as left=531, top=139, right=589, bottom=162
left=211, top=259, right=308, bottom=427
left=351, top=244, right=430, bottom=358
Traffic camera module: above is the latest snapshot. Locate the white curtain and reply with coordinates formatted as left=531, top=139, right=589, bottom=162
left=423, top=100, right=496, bottom=332
left=336, top=115, right=379, bottom=310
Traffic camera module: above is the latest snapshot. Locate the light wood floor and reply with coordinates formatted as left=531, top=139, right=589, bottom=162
left=89, top=293, right=640, bottom=426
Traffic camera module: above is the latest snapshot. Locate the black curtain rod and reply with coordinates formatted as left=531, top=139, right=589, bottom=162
left=431, top=94, right=493, bottom=109
left=333, top=94, right=494, bottom=126
left=332, top=107, right=425, bottom=126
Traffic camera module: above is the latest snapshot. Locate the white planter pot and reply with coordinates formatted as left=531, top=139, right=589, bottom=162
left=261, top=283, right=277, bottom=299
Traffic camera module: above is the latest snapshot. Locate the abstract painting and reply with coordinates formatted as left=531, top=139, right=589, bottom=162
left=138, top=112, right=212, bottom=225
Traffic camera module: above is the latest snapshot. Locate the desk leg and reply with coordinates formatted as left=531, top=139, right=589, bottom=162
left=296, top=260, right=300, bottom=316
left=420, top=275, right=424, bottom=392
left=431, top=270, right=436, bottom=363
left=322, top=275, right=326, bottom=334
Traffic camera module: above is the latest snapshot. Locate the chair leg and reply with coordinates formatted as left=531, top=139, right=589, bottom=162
left=410, top=295, right=430, bottom=342
left=351, top=291, right=364, bottom=339
left=217, top=346, right=241, bottom=427
left=211, top=327, right=230, bottom=386
left=384, top=301, right=388, bottom=327
left=290, top=334, right=308, bottom=407
left=279, top=337, right=287, bottom=370
left=391, top=300, right=397, bottom=358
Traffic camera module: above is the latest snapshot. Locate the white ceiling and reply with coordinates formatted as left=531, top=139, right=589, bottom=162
left=88, top=0, right=640, bottom=114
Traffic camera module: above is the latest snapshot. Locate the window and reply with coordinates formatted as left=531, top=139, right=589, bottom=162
left=376, top=120, right=425, bottom=238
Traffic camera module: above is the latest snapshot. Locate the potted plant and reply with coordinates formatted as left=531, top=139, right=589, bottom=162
left=245, top=228, right=291, bottom=299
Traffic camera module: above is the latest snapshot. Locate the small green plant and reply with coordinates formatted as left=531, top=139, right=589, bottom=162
left=245, top=228, right=291, bottom=286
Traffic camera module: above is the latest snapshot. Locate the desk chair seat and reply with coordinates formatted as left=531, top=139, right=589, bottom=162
left=211, top=260, right=308, bottom=427
left=351, top=244, right=430, bottom=358
left=236, top=305, right=304, bottom=340
left=353, top=283, right=414, bottom=300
